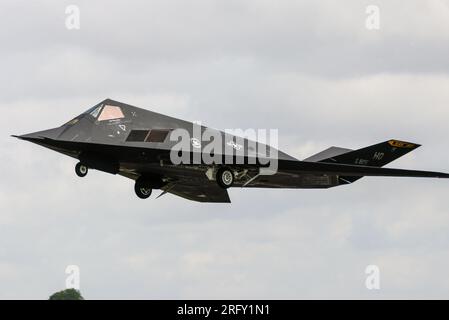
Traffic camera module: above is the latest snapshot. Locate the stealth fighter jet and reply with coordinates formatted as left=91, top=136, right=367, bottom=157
left=13, top=99, right=449, bottom=203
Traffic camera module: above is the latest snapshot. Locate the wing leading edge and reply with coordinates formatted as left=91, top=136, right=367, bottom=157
left=279, top=159, right=449, bottom=178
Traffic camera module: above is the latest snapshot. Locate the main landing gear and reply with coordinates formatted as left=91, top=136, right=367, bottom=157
left=216, top=167, right=234, bottom=189
left=75, top=162, right=88, bottom=177
left=75, top=161, right=153, bottom=199
left=134, top=178, right=153, bottom=199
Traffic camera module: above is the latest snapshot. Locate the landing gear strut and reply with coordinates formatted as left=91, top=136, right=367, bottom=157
left=75, top=162, right=88, bottom=177
left=134, top=179, right=153, bottom=199
left=216, top=167, right=234, bottom=189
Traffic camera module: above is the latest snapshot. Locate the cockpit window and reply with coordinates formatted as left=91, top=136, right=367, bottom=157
left=89, top=105, right=102, bottom=118
left=98, top=105, right=125, bottom=121
left=83, top=104, right=101, bottom=115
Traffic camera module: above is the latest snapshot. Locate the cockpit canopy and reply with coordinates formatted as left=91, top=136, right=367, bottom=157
left=84, top=104, right=125, bottom=121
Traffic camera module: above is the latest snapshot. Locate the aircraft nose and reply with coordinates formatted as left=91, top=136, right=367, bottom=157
left=12, top=127, right=64, bottom=142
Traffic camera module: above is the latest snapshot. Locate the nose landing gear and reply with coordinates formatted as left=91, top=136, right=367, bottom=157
left=75, top=162, right=88, bottom=177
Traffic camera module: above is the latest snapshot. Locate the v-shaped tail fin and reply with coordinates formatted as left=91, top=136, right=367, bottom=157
left=311, top=139, right=421, bottom=184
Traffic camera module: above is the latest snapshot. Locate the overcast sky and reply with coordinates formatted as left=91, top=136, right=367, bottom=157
left=1, top=0, right=449, bottom=299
